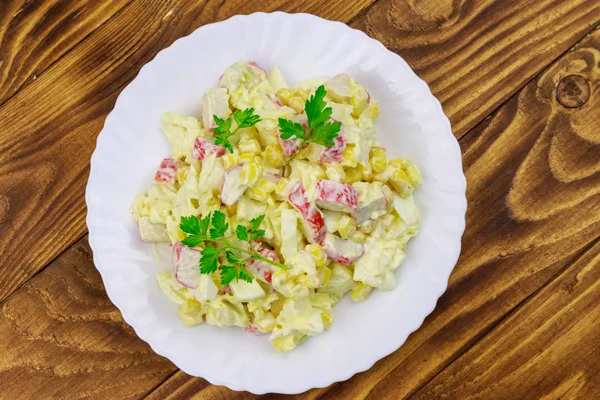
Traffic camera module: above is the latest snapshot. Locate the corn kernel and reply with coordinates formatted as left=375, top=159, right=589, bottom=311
left=326, top=163, right=346, bottom=182
left=344, top=166, right=362, bottom=183
left=222, top=152, right=238, bottom=169
left=276, top=88, right=294, bottom=105
left=240, top=161, right=261, bottom=186
left=306, top=244, right=327, bottom=267
left=351, top=283, right=373, bottom=302
left=274, top=177, right=290, bottom=197
left=289, top=97, right=305, bottom=113
left=294, top=89, right=309, bottom=102
left=350, top=230, right=367, bottom=244
left=359, top=163, right=373, bottom=181
left=321, top=310, right=333, bottom=329
left=238, top=138, right=261, bottom=155
left=364, top=101, right=380, bottom=120
left=360, top=219, right=376, bottom=234
left=239, top=127, right=259, bottom=142
left=337, top=215, right=356, bottom=239
left=238, top=153, right=257, bottom=163
left=246, top=187, right=267, bottom=202
left=318, top=266, right=332, bottom=286
left=341, top=145, right=357, bottom=167
left=401, top=159, right=422, bottom=187
left=389, top=168, right=414, bottom=197
left=369, top=148, right=387, bottom=173
left=175, top=164, right=190, bottom=184
left=265, top=143, right=284, bottom=168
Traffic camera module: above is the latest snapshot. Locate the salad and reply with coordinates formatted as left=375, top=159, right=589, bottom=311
left=130, top=61, right=422, bottom=352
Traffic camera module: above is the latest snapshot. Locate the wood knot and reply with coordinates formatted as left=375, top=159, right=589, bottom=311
left=555, top=75, right=590, bottom=108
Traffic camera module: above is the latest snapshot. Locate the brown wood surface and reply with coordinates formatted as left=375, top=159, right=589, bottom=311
left=0, top=0, right=599, bottom=399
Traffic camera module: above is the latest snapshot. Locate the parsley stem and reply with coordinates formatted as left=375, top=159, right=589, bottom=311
left=221, top=243, right=289, bottom=269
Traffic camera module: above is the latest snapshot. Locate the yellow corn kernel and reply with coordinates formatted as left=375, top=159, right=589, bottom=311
left=317, top=266, right=332, bottom=286
left=276, top=88, right=294, bottom=105
left=321, top=310, right=333, bottom=329
left=340, top=145, right=357, bottom=167
left=351, top=283, right=373, bottom=302
left=240, top=161, right=262, bottom=186
left=246, top=187, right=267, bottom=202
left=369, top=148, right=387, bottom=173
left=388, top=158, right=403, bottom=170
left=238, top=153, right=257, bottom=164
left=264, top=143, right=284, bottom=168
left=306, top=244, right=327, bottom=267
left=238, top=138, right=261, bottom=155
left=360, top=219, right=376, bottom=234
left=389, top=168, right=414, bottom=197
left=175, top=164, right=190, bottom=184
left=364, top=101, right=380, bottom=120
left=349, top=230, right=367, bottom=244
left=401, top=159, right=422, bottom=187
left=337, top=215, right=356, bottom=239
left=294, top=89, right=309, bottom=102
left=239, top=127, right=259, bottom=142
left=274, top=177, right=290, bottom=197
left=359, top=163, right=373, bottom=181
left=326, top=163, right=346, bottom=182
left=289, top=97, right=305, bottom=114
left=247, top=178, right=277, bottom=202
left=344, top=166, right=362, bottom=183
left=222, top=152, right=238, bottom=169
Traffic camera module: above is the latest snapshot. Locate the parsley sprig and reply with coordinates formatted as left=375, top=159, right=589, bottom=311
left=213, top=108, right=261, bottom=153
left=179, top=211, right=287, bottom=285
left=277, top=85, right=342, bottom=162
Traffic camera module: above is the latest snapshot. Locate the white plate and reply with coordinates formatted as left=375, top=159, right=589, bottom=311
left=86, top=12, right=466, bottom=394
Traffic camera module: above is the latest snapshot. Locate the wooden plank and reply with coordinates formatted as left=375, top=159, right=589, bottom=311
left=0, top=0, right=377, bottom=302
left=413, top=241, right=600, bottom=399
left=350, top=0, right=600, bottom=137
left=0, top=0, right=133, bottom=107
left=145, top=26, right=600, bottom=399
left=0, top=237, right=177, bottom=399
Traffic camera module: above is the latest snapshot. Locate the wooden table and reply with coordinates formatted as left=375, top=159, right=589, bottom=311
left=1, top=0, right=599, bottom=398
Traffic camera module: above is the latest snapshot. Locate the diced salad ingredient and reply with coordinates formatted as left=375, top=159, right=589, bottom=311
left=130, top=61, right=421, bottom=352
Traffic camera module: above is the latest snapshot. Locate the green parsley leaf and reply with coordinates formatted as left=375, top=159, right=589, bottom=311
left=198, top=214, right=211, bottom=236
left=238, top=267, right=253, bottom=283
left=220, top=265, right=237, bottom=285
left=278, top=118, right=305, bottom=141
left=212, top=109, right=260, bottom=153
left=213, top=115, right=232, bottom=135
left=179, top=215, right=200, bottom=235
left=235, top=225, right=249, bottom=241
left=215, top=134, right=234, bottom=153
left=311, top=120, right=342, bottom=147
left=249, top=215, right=265, bottom=231
left=211, top=210, right=226, bottom=228
left=225, top=250, right=240, bottom=264
left=199, top=245, right=219, bottom=274
left=234, top=108, right=261, bottom=129
left=250, top=229, right=266, bottom=241
left=305, top=85, right=329, bottom=130
left=181, top=235, right=203, bottom=248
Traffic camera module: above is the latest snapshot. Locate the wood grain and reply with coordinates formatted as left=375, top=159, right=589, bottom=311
left=413, top=241, right=600, bottom=399
left=145, top=25, right=600, bottom=400
left=0, top=0, right=376, bottom=302
left=0, top=237, right=176, bottom=399
left=350, top=0, right=600, bottom=137
left=0, top=0, right=132, bottom=107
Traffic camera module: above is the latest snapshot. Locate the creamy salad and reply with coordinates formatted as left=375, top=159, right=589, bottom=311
left=130, top=61, right=422, bottom=352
